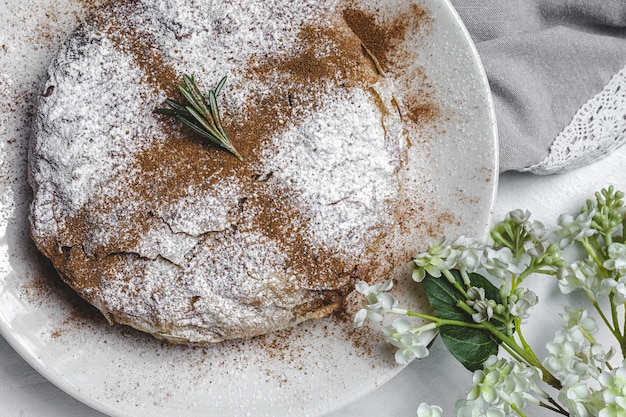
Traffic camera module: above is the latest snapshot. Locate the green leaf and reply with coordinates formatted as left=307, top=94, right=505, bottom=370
left=468, top=272, right=501, bottom=304
left=439, top=325, right=499, bottom=372
left=214, top=75, right=227, bottom=96
left=422, top=270, right=501, bottom=372
left=156, top=74, right=243, bottom=161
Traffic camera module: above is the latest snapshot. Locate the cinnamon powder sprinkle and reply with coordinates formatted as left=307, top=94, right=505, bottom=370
left=342, top=4, right=429, bottom=72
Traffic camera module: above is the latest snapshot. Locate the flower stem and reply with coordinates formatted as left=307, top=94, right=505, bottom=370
left=410, top=306, right=562, bottom=388
left=623, top=308, right=626, bottom=352
left=593, top=296, right=625, bottom=355
left=442, top=270, right=470, bottom=299
left=460, top=269, right=472, bottom=286
left=517, top=268, right=533, bottom=284
left=480, top=321, right=561, bottom=389
left=405, top=310, right=485, bottom=330
left=609, top=293, right=623, bottom=340
left=581, top=237, right=606, bottom=272
left=593, top=300, right=617, bottom=336
left=533, top=270, right=558, bottom=276
left=514, top=319, right=534, bottom=356
left=499, top=342, right=527, bottom=364
left=540, top=398, right=570, bottom=416
left=510, top=403, right=527, bottom=417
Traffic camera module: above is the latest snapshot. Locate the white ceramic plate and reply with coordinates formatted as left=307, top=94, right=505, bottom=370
left=0, top=1, right=497, bottom=416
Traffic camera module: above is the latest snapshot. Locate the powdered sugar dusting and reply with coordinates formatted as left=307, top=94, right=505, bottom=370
left=265, top=86, right=402, bottom=257
left=31, top=35, right=156, bottom=214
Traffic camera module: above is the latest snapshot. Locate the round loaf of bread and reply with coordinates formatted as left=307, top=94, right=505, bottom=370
left=28, top=0, right=411, bottom=344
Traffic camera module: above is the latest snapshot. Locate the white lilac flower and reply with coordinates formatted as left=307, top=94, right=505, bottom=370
left=571, top=346, right=604, bottom=381
left=467, top=371, right=499, bottom=406
left=555, top=209, right=596, bottom=249
left=463, top=356, right=545, bottom=416
left=470, top=300, right=493, bottom=324
left=416, top=403, right=443, bottom=417
left=502, top=363, right=546, bottom=409
left=561, top=307, right=598, bottom=336
left=545, top=330, right=610, bottom=383
left=411, top=236, right=485, bottom=283
left=465, top=288, right=501, bottom=324
left=411, top=237, right=461, bottom=282
left=602, top=276, right=626, bottom=304
left=543, top=310, right=612, bottom=384
left=597, top=362, right=626, bottom=417
left=452, top=236, right=486, bottom=272
left=454, top=399, right=506, bottom=417
left=578, top=344, right=616, bottom=374
left=558, top=380, right=594, bottom=417
left=382, top=317, right=435, bottom=365
left=556, top=263, right=585, bottom=294
left=523, top=219, right=549, bottom=242
left=535, top=242, right=565, bottom=269
left=507, top=209, right=530, bottom=225
left=604, top=243, right=626, bottom=275
left=466, top=287, right=486, bottom=304
left=543, top=331, right=582, bottom=380
left=556, top=259, right=606, bottom=301
left=520, top=219, right=551, bottom=257
left=481, top=247, right=523, bottom=281
left=507, top=288, right=538, bottom=320
left=353, top=279, right=398, bottom=327
left=522, top=238, right=543, bottom=258
left=614, top=279, right=626, bottom=304
left=603, top=244, right=626, bottom=303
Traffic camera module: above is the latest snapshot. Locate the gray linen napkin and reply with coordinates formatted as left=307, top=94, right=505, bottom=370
left=450, top=0, right=626, bottom=173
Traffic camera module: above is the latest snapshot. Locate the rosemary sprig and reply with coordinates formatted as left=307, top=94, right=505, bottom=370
left=156, top=74, right=243, bottom=161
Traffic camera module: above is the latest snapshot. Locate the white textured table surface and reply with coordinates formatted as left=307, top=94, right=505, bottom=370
left=3, top=145, right=625, bottom=417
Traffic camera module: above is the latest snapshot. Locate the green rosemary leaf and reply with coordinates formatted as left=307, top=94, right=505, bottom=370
left=214, top=76, right=227, bottom=96
left=185, top=105, right=223, bottom=140
left=155, top=100, right=188, bottom=117
left=155, top=108, right=179, bottom=116
left=207, top=91, right=225, bottom=136
left=176, top=115, right=224, bottom=148
left=183, top=74, right=213, bottom=121
left=163, top=99, right=187, bottom=112
left=156, top=74, right=242, bottom=161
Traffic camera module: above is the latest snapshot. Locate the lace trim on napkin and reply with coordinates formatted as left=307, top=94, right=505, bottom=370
left=524, top=65, right=626, bottom=175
